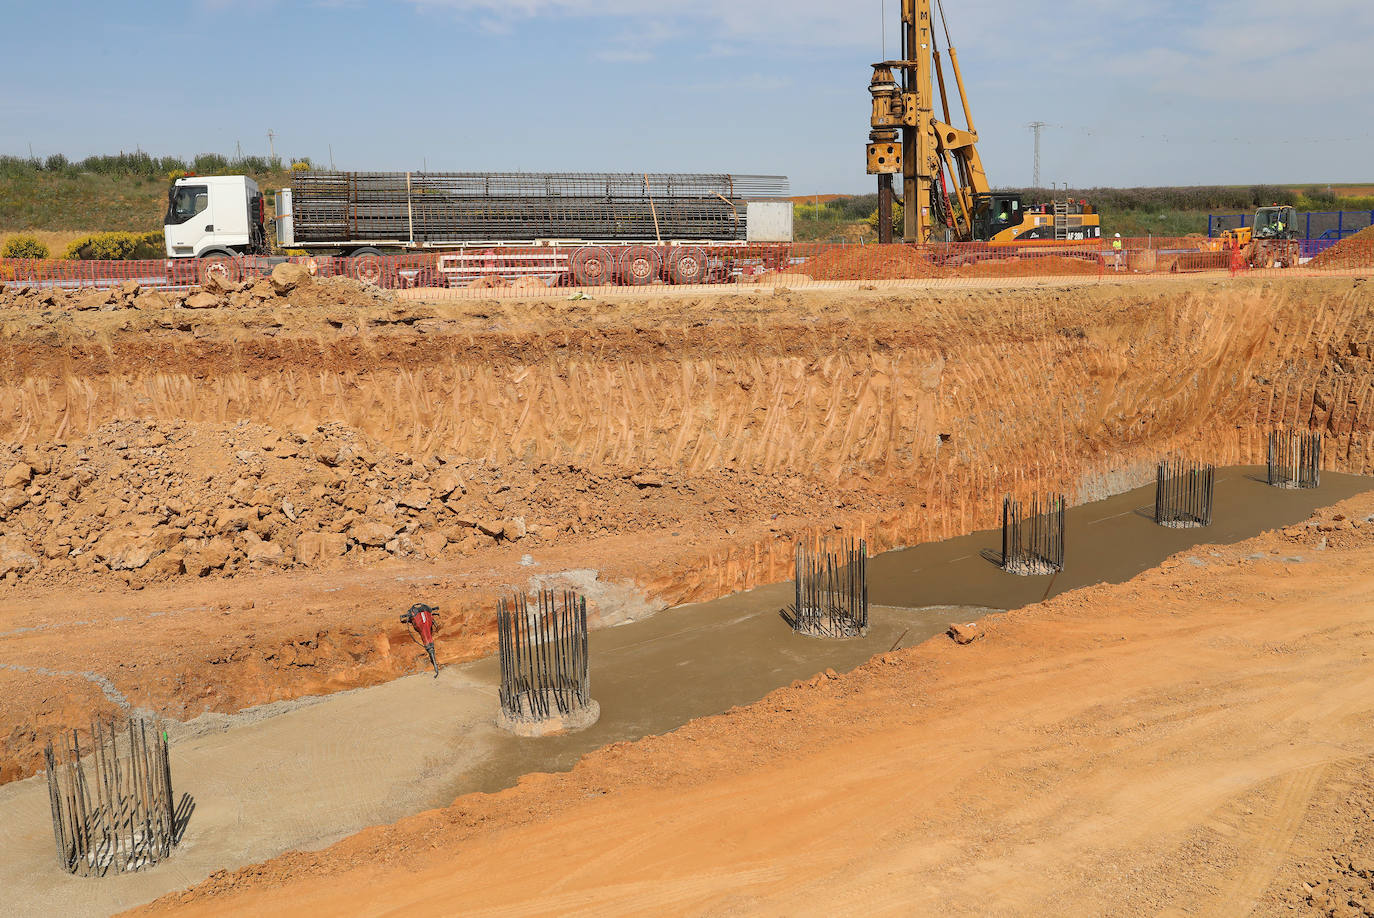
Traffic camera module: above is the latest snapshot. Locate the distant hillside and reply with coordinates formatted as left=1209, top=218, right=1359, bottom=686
left=0, top=152, right=302, bottom=234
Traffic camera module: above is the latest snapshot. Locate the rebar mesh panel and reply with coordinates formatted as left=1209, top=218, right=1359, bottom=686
left=290, top=171, right=790, bottom=244
left=1155, top=459, right=1214, bottom=528
left=1002, top=494, right=1065, bottom=576
left=44, top=717, right=177, bottom=876
left=497, top=590, right=592, bottom=722
left=792, top=538, right=869, bottom=638
left=1267, top=431, right=1322, bottom=489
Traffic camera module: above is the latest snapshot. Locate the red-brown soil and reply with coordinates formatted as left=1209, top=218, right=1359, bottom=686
left=958, top=253, right=1104, bottom=277
left=3, top=276, right=1374, bottom=789
left=133, top=492, right=1374, bottom=917
left=1312, top=225, right=1374, bottom=269
left=797, top=244, right=947, bottom=279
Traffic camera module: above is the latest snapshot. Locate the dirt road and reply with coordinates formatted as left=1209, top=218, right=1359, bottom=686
left=139, top=491, right=1374, bottom=917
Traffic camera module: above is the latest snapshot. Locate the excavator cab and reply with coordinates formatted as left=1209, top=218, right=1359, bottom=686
left=970, top=193, right=1023, bottom=242
left=1253, top=205, right=1297, bottom=240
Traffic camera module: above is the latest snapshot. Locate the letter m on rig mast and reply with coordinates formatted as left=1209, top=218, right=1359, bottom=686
left=867, top=0, right=991, bottom=245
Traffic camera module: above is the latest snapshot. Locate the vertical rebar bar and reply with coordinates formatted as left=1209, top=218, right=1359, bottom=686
left=1268, top=431, right=1322, bottom=489
left=496, top=590, right=593, bottom=723
left=43, top=716, right=179, bottom=876
left=791, top=538, right=869, bottom=638
left=1155, top=459, right=1214, bottom=527
left=1002, top=493, right=1065, bottom=575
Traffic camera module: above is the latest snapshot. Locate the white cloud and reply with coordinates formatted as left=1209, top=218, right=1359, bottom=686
left=407, top=0, right=885, bottom=47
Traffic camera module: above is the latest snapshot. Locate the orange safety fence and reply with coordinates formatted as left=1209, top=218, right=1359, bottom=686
left=2, top=234, right=1372, bottom=301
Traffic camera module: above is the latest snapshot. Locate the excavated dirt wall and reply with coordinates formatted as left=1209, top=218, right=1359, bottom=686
left=1, top=276, right=1372, bottom=780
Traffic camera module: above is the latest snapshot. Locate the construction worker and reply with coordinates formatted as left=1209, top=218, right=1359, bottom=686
left=400, top=603, right=441, bottom=677
left=1112, top=233, right=1124, bottom=270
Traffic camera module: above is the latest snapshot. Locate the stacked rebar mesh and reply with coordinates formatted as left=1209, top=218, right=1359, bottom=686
left=1267, top=431, right=1322, bottom=489
left=1002, top=494, right=1066, bottom=575
left=792, top=539, right=869, bottom=638
left=497, top=590, right=592, bottom=724
left=1154, top=459, right=1215, bottom=528
left=44, top=717, right=177, bottom=876
left=290, top=172, right=790, bottom=244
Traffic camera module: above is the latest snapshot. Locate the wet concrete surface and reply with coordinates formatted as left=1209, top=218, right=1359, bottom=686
left=452, top=466, right=1373, bottom=799
left=2, top=466, right=1367, bottom=917
left=868, top=466, right=1371, bottom=610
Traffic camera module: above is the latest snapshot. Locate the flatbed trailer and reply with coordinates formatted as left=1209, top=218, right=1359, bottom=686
left=164, top=170, right=794, bottom=287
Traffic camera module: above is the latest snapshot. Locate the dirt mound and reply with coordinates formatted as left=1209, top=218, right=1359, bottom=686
left=0, top=271, right=391, bottom=312
left=1310, top=225, right=1374, bottom=269
left=797, top=245, right=948, bottom=281
left=958, top=254, right=1103, bottom=278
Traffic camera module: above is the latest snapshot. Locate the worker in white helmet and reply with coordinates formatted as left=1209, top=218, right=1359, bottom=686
left=1111, top=232, right=1123, bottom=270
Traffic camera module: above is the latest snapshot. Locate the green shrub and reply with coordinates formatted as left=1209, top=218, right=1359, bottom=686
left=63, top=231, right=164, bottom=260
left=1, top=235, right=51, bottom=259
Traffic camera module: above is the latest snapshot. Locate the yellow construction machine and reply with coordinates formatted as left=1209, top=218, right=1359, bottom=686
left=1210, top=205, right=1301, bottom=268
left=866, top=0, right=1102, bottom=245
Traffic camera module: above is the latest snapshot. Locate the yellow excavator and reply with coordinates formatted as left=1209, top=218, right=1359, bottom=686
left=866, top=0, right=1102, bottom=246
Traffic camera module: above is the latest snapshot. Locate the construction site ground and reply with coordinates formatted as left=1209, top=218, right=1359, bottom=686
left=5, top=470, right=1365, bottom=916
left=132, top=490, right=1374, bottom=918
left=3, top=271, right=1374, bottom=915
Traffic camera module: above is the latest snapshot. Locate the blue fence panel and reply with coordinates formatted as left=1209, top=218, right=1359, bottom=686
left=1210, top=210, right=1374, bottom=241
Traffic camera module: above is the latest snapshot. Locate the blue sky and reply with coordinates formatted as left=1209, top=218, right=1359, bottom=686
left=2, top=0, right=1370, bottom=194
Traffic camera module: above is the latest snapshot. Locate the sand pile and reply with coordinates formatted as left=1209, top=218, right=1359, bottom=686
left=958, top=254, right=1103, bottom=278
left=797, top=245, right=948, bottom=281
left=1310, top=225, right=1374, bottom=269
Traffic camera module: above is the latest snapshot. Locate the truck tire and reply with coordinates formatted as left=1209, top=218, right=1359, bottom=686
left=571, top=246, right=614, bottom=287
left=620, top=246, right=661, bottom=286
left=348, top=248, right=385, bottom=286
left=197, top=252, right=240, bottom=285
left=669, top=247, right=708, bottom=285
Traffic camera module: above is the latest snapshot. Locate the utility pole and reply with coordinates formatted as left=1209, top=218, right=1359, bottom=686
left=267, top=129, right=276, bottom=161
left=1027, top=121, right=1047, bottom=189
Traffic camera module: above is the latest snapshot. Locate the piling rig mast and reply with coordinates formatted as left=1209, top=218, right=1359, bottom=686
left=867, top=0, right=1098, bottom=246
left=868, top=0, right=988, bottom=243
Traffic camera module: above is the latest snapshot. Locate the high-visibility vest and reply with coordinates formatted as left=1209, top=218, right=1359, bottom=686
left=1112, top=239, right=1122, bottom=251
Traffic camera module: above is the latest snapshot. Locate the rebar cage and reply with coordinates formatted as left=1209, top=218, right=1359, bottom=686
left=1267, top=431, right=1322, bottom=489
left=1002, top=493, right=1066, bottom=576
left=1155, top=459, right=1215, bottom=528
left=497, top=590, right=592, bottom=723
left=792, top=538, right=870, bottom=638
left=291, top=172, right=790, bottom=245
left=44, top=717, right=178, bottom=876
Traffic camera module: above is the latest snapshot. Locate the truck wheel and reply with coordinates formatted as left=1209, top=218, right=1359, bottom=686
left=669, top=247, right=708, bottom=285
left=197, top=253, right=240, bottom=285
left=620, top=246, right=661, bottom=286
left=349, top=248, right=385, bottom=286
left=571, top=246, right=614, bottom=287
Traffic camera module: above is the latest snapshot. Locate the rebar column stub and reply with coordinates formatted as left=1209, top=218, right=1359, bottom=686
left=1155, top=459, right=1215, bottom=528
left=791, top=538, right=869, bottom=638
left=1267, top=431, right=1322, bottom=490
left=1002, top=493, right=1065, bottom=576
left=44, top=717, right=181, bottom=877
left=496, top=589, right=599, bottom=737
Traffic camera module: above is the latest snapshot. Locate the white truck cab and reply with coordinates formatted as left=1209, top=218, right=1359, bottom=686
left=163, top=175, right=266, bottom=259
